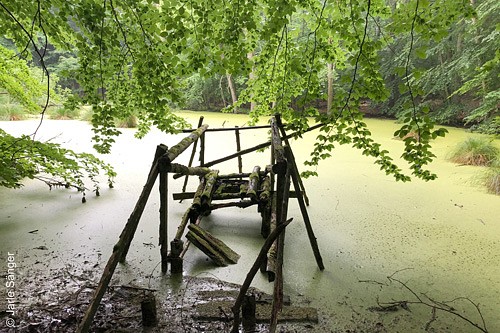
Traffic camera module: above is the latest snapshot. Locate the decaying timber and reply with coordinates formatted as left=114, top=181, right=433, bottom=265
left=186, top=224, right=240, bottom=266
left=79, top=116, right=326, bottom=333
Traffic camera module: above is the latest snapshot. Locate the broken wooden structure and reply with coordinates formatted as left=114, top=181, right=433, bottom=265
left=77, top=115, right=324, bottom=333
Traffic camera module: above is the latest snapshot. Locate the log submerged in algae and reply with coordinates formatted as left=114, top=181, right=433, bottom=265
left=186, top=224, right=240, bottom=266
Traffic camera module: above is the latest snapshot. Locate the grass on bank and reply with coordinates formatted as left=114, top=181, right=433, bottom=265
left=484, top=157, right=500, bottom=195
left=448, top=137, right=499, bottom=166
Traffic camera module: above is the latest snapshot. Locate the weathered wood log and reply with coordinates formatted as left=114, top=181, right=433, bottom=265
left=242, top=294, right=256, bottom=332
left=169, top=238, right=184, bottom=274
left=266, top=194, right=278, bottom=282
left=173, top=190, right=300, bottom=201
left=210, top=200, right=257, bottom=210
left=191, top=177, right=206, bottom=219
left=260, top=198, right=271, bottom=239
left=141, top=293, right=157, bottom=327
left=201, top=170, right=219, bottom=212
left=239, top=183, right=249, bottom=198
left=175, top=208, right=191, bottom=240
left=284, top=145, right=324, bottom=270
left=180, top=215, right=204, bottom=259
left=235, top=126, right=243, bottom=174
left=77, top=145, right=166, bottom=333
left=182, top=124, right=271, bottom=133
left=164, top=125, right=209, bottom=163
left=247, top=166, right=261, bottom=201
left=275, top=114, right=310, bottom=206
left=270, top=159, right=292, bottom=333
left=270, top=117, right=286, bottom=166
left=217, top=172, right=252, bottom=179
left=259, top=174, right=271, bottom=203
left=180, top=116, right=204, bottom=200
left=158, top=158, right=169, bottom=273
left=200, top=127, right=206, bottom=166
left=170, top=164, right=211, bottom=178
left=186, top=224, right=240, bottom=266
left=230, top=218, right=293, bottom=333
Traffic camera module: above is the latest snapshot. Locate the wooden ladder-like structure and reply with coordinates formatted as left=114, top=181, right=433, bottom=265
left=77, top=115, right=324, bottom=333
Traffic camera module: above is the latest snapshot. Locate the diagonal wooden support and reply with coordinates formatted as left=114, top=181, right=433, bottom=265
left=284, top=145, right=324, bottom=271
left=77, top=144, right=166, bottom=333
left=180, top=116, right=204, bottom=201
left=275, top=113, right=310, bottom=206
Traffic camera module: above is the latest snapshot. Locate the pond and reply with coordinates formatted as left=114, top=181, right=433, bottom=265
left=1, top=111, right=499, bottom=332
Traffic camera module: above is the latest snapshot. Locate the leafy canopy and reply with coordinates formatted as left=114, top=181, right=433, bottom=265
left=0, top=0, right=478, bottom=185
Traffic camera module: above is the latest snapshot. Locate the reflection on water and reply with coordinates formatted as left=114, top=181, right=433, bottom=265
left=1, top=112, right=499, bottom=331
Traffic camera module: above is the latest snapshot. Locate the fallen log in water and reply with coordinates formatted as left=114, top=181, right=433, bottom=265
left=186, top=224, right=240, bottom=266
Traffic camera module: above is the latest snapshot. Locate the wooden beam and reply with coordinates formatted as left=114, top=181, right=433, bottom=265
left=230, top=218, right=293, bottom=333
left=284, top=145, right=324, bottom=270
left=180, top=116, right=204, bottom=200
left=77, top=145, right=166, bottom=333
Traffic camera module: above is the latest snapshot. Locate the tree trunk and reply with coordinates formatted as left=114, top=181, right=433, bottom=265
left=247, top=51, right=256, bottom=112
left=327, top=62, right=334, bottom=114
left=227, top=73, right=238, bottom=112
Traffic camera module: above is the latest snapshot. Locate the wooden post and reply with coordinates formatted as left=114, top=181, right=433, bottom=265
left=77, top=145, right=166, bottom=333
left=284, top=145, right=325, bottom=270
left=230, top=218, right=293, bottom=333
left=259, top=174, right=272, bottom=239
left=235, top=126, right=243, bottom=174
left=170, top=238, right=184, bottom=274
left=199, top=129, right=206, bottom=166
left=275, top=114, right=310, bottom=205
left=270, top=158, right=291, bottom=333
left=159, top=155, right=169, bottom=273
left=242, top=294, right=256, bottom=332
left=180, top=116, right=204, bottom=200
left=268, top=116, right=291, bottom=333
left=141, top=293, right=157, bottom=327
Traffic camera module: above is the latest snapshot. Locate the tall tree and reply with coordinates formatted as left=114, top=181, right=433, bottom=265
left=0, top=0, right=479, bottom=186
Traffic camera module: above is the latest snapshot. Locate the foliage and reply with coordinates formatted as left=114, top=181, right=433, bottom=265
left=378, top=0, right=499, bottom=133
left=484, top=156, right=500, bottom=195
left=0, top=128, right=116, bottom=193
left=448, top=137, right=499, bottom=166
left=0, top=45, right=47, bottom=112
left=0, top=0, right=487, bottom=184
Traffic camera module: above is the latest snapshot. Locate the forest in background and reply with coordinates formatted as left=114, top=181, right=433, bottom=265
left=0, top=0, right=498, bottom=192
left=1, top=0, right=498, bottom=133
